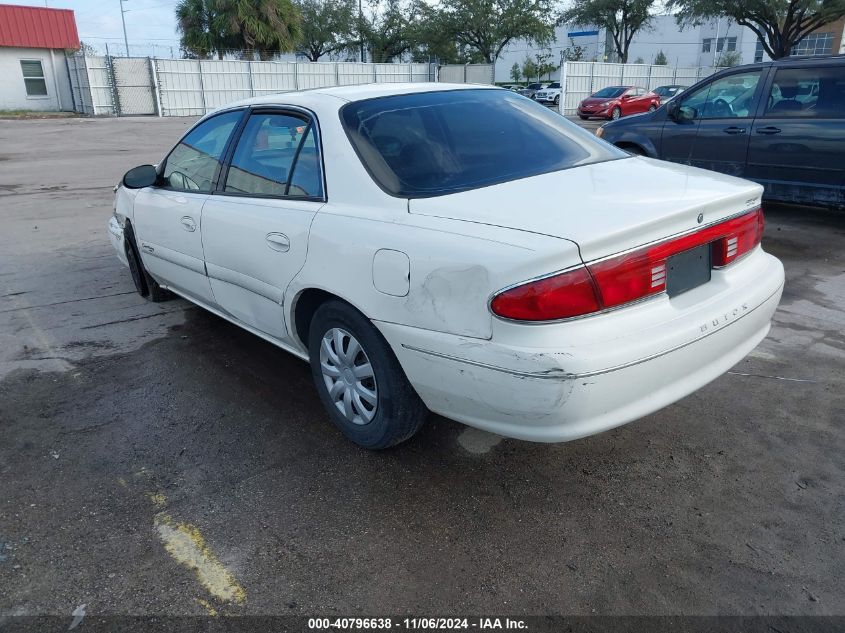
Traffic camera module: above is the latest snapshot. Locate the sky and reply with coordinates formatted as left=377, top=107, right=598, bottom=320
left=5, top=0, right=183, bottom=56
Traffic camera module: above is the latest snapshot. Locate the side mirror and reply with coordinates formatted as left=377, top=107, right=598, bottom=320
left=123, top=164, right=158, bottom=189
left=666, top=100, right=679, bottom=119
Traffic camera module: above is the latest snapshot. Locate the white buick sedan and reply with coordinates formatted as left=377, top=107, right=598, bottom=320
left=109, top=83, right=784, bottom=449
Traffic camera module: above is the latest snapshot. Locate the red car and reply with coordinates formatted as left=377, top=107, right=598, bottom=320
left=577, top=85, right=661, bottom=120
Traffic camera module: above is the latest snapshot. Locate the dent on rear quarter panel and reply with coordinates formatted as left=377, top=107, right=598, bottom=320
left=289, top=211, right=582, bottom=340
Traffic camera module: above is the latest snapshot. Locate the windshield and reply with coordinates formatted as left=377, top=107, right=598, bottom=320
left=592, top=87, right=626, bottom=98
left=341, top=89, right=626, bottom=198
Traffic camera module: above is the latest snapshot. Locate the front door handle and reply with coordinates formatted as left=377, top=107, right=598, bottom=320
left=756, top=126, right=782, bottom=135
left=723, top=126, right=746, bottom=135
left=265, top=232, right=290, bottom=252
left=180, top=216, right=197, bottom=232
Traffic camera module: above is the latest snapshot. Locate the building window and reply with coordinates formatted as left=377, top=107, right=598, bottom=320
left=702, top=39, right=712, bottom=52
left=792, top=32, right=834, bottom=56
left=20, top=60, right=48, bottom=97
left=727, top=37, right=737, bottom=51
left=754, top=39, right=764, bottom=63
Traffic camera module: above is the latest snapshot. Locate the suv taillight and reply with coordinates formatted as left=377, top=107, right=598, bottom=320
left=490, top=207, right=764, bottom=322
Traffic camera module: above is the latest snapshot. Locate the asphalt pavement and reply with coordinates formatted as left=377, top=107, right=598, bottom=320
left=0, top=116, right=843, bottom=620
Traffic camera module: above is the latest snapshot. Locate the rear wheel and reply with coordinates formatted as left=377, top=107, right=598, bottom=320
left=308, top=300, right=428, bottom=449
left=611, top=107, right=621, bottom=120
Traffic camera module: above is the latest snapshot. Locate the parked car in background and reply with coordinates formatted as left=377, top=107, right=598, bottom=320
left=535, top=82, right=562, bottom=106
left=596, top=56, right=845, bottom=208
left=578, top=86, right=661, bottom=120
left=110, top=83, right=783, bottom=449
left=652, top=84, right=687, bottom=104
left=519, top=82, right=546, bottom=99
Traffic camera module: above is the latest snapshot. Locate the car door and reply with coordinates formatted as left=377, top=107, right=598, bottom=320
left=626, top=88, right=651, bottom=114
left=133, top=109, right=244, bottom=304
left=660, top=68, right=766, bottom=177
left=745, top=64, right=845, bottom=206
left=200, top=108, right=325, bottom=341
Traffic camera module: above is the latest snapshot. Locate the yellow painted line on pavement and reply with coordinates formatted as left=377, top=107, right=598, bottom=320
left=153, top=512, right=247, bottom=605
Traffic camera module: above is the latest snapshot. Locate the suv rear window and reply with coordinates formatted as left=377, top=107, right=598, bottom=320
left=340, top=89, right=625, bottom=198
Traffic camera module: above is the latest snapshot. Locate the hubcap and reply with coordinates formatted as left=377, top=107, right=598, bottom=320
left=319, top=328, right=378, bottom=425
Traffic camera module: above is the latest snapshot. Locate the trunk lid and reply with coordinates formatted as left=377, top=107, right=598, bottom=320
left=408, top=157, right=763, bottom=262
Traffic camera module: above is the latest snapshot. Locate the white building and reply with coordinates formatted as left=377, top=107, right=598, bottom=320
left=0, top=3, right=78, bottom=112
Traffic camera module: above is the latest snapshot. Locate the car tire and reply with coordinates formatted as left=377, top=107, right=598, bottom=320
left=578, top=115, right=589, bottom=120
left=611, top=107, right=621, bottom=120
left=648, top=104, right=657, bottom=112
left=554, top=95, right=560, bottom=106
left=124, top=223, right=170, bottom=303
left=308, top=300, right=428, bottom=450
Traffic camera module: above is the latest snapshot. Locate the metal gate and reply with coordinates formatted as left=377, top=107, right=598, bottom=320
left=112, top=57, right=157, bottom=115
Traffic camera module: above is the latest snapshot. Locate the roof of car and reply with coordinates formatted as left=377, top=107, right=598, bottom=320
left=230, top=82, right=496, bottom=108
left=712, top=53, right=845, bottom=76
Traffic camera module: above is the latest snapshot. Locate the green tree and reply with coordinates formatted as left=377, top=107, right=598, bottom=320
left=221, top=0, right=302, bottom=59
left=432, top=0, right=556, bottom=63
left=295, top=0, right=357, bottom=61
left=653, top=49, right=667, bottom=64
left=534, top=50, right=557, bottom=79
left=360, top=0, right=419, bottom=62
left=176, top=0, right=236, bottom=59
left=668, top=0, right=845, bottom=59
left=560, top=0, right=657, bottom=63
left=521, top=55, right=538, bottom=81
left=715, top=49, right=742, bottom=66
left=510, top=62, right=523, bottom=82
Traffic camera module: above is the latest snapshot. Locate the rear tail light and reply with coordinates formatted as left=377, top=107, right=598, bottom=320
left=490, top=207, right=764, bottom=321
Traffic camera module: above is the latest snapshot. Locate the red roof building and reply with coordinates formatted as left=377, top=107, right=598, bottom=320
left=0, top=4, right=79, bottom=50
left=0, top=4, right=80, bottom=111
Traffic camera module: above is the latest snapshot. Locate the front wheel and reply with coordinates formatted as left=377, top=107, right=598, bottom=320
left=553, top=95, right=560, bottom=106
left=648, top=104, right=657, bottom=112
left=124, top=224, right=169, bottom=302
left=308, top=300, right=428, bottom=449
left=610, top=107, right=621, bottom=120
left=578, top=114, right=589, bottom=120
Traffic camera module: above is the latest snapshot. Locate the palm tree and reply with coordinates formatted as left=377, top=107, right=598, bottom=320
left=175, top=0, right=234, bottom=59
left=220, top=0, right=302, bottom=60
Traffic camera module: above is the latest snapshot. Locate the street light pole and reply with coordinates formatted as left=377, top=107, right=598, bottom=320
left=119, top=0, right=129, bottom=57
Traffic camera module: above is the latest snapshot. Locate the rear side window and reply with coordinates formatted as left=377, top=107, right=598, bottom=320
left=764, top=66, right=845, bottom=118
left=224, top=112, right=323, bottom=198
left=341, top=89, right=625, bottom=198
left=162, top=110, right=242, bottom=192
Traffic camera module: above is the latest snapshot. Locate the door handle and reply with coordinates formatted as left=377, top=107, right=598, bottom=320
left=723, top=126, right=746, bottom=135
left=756, top=126, right=781, bottom=135
left=180, top=216, right=197, bottom=232
left=265, top=232, right=290, bottom=253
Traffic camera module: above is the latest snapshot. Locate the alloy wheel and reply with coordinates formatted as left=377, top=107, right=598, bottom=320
left=319, top=327, right=378, bottom=425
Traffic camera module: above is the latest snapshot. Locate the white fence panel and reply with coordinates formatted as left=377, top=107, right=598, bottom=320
left=337, top=62, right=374, bottom=85
left=156, top=59, right=204, bottom=116
left=411, top=63, right=431, bottom=82
left=199, top=60, right=252, bottom=109
left=297, top=63, right=337, bottom=89
left=438, top=65, right=465, bottom=83
left=85, top=55, right=115, bottom=115
left=113, top=57, right=156, bottom=115
left=465, top=64, right=494, bottom=84
left=251, top=61, right=297, bottom=94
left=374, top=63, right=408, bottom=83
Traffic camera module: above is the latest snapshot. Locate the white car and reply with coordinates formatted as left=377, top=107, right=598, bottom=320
left=534, top=82, right=562, bottom=106
left=110, top=83, right=784, bottom=449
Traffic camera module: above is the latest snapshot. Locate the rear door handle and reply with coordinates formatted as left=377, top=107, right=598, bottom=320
left=180, top=216, right=196, bottom=232
left=265, top=232, right=290, bottom=252
left=756, top=126, right=781, bottom=135
left=723, top=126, right=746, bottom=135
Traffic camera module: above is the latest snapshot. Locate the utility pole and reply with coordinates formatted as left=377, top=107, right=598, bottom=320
left=359, top=0, right=365, bottom=63
left=119, top=0, right=130, bottom=57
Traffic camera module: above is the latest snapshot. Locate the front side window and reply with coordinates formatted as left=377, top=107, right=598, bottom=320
left=21, top=60, right=47, bottom=97
left=679, top=70, right=762, bottom=119
left=162, top=110, right=242, bottom=192
left=341, top=89, right=626, bottom=198
left=224, top=112, right=323, bottom=198
left=765, top=66, right=845, bottom=118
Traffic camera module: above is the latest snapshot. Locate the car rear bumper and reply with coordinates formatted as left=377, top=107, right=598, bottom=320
left=376, top=249, right=784, bottom=442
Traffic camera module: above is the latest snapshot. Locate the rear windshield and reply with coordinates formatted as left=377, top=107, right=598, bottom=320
left=340, top=89, right=625, bottom=198
left=593, top=87, right=626, bottom=98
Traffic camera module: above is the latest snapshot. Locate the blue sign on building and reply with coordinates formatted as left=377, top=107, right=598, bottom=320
left=568, top=30, right=600, bottom=37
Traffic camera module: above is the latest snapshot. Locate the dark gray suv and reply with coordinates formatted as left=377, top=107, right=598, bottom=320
left=597, top=55, right=845, bottom=208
